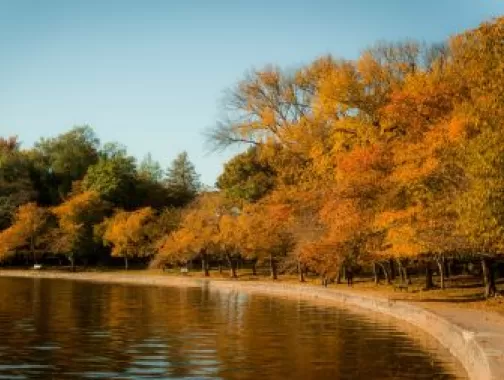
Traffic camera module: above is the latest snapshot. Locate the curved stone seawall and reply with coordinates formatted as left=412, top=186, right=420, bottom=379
left=1, top=271, right=501, bottom=380
left=212, top=281, right=496, bottom=380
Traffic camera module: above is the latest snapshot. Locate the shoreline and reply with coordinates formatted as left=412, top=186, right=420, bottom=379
left=1, top=270, right=503, bottom=380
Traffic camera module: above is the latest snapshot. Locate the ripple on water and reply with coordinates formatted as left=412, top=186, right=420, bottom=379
left=0, top=277, right=468, bottom=380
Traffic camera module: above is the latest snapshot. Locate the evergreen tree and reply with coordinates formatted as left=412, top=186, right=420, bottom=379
left=138, top=153, right=164, bottom=182
left=164, top=152, right=200, bottom=207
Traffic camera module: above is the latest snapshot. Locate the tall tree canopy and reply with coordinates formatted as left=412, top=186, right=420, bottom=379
left=164, top=152, right=201, bottom=207
left=33, top=126, right=100, bottom=201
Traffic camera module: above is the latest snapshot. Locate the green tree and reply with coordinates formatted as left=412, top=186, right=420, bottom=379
left=82, top=143, right=137, bottom=209
left=138, top=153, right=164, bottom=182
left=216, top=147, right=275, bottom=202
left=0, top=137, right=38, bottom=229
left=164, top=152, right=201, bottom=207
left=33, top=126, right=100, bottom=201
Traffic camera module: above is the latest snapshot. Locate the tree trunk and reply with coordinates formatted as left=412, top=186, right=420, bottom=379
left=124, top=256, right=129, bottom=270
left=336, top=268, right=342, bottom=284
left=269, top=254, right=277, bottom=280
left=462, top=262, right=469, bottom=275
left=297, top=259, right=305, bottom=282
left=218, top=259, right=223, bottom=274
left=372, top=262, right=380, bottom=285
left=444, top=258, right=451, bottom=279
left=31, top=236, right=36, bottom=265
left=403, top=265, right=411, bottom=285
left=389, top=259, right=396, bottom=280
left=437, top=256, right=445, bottom=290
left=425, top=261, right=434, bottom=290
left=397, top=260, right=404, bottom=283
left=70, top=256, right=75, bottom=272
left=379, top=263, right=391, bottom=284
left=226, top=254, right=237, bottom=278
left=201, top=252, right=210, bottom=277
left=251, top=260, right=257, bottom=276
left=481, top=258, right=496, bottom=298
left=321, top=275, right=328, bottom=287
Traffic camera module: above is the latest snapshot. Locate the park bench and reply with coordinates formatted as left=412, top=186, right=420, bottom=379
left=180, top=267, right=189, bottom=275
left=33, top=264, right=42, bottom=270
left=394, top=283, right=409, bottom=292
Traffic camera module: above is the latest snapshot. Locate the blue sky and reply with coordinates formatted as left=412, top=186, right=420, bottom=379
left=1, top=0, right=503, bottom=185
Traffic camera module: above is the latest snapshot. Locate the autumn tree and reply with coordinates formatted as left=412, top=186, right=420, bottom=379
left=233, top=201, right=294, bottom=280
left=207, top=67, right=312, bottom=150
left=51, top=191, right=107, bottom=270
left=103, top=207, right=156, bottom=270
left=0, top=203, right=49, bottom=264
left=156, top=193, right=225, bottom=276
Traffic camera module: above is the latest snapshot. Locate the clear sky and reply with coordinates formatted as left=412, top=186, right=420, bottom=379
left=1, top=1, right=503, bottom=185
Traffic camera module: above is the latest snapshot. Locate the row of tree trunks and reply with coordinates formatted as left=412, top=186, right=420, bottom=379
left=378, top=262, right=391, bottom=284
left=199, top=253, right=498, bottom=298
left=397, top=260, right=411, bottom=284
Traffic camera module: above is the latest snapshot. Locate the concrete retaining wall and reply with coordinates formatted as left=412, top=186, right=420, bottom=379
left=208, top=281, right=493, bottom=380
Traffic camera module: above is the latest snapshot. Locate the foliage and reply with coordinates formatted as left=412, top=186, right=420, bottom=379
left=33, top=126, right=100, bottom=200
left=216, top=147, right=275, bottom=202
left=103, top=207, right=156, bottom=267
left=0, top=202, right=49, bottom=262
left=82, top=143, right=137, bottom=208
left=51, top=191, right=107, bottom=266
left=164, top=151, right=201, bottom=207
left=3, top=18, right=504, bottom=295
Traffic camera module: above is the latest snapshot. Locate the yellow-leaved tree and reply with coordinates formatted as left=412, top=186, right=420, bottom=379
left=0, top=202, right=49, bottom=264
left=235, top=201, right=294, bottom=280
left=156, top=193, right=228, bottom=276
left=102, top=207, right=155, bottom=270
left=51, top=191, right=106, bottom=271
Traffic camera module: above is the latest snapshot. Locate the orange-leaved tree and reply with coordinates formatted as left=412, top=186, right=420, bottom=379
left=51, top=191, right=107, bottom=271
left=156, top=193, right=229, bottom=276
left=235, top=201, right=294, bottom=280
left=0, top=202, right=49, bottom=264
left=102, top=207, right=155, bottom=270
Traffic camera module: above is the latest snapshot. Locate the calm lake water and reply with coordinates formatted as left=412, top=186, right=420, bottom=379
left=0, top=277, right=467, bottom=379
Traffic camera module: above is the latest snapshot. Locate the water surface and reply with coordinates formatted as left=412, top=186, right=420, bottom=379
left=0, top=277, right=467, bottom=379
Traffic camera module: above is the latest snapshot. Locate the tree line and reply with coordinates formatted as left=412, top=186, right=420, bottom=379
left=2, top=17, right=504, bottom=298
left=0, top=127, right=200, bottom=270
